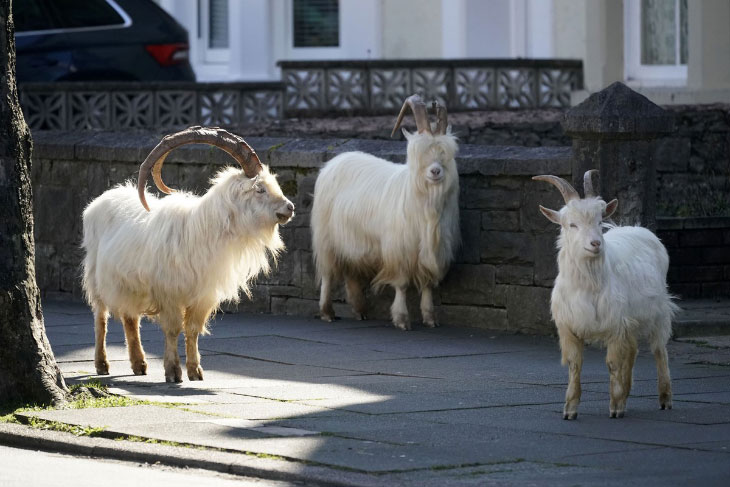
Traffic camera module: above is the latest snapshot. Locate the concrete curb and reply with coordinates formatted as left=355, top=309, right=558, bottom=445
left=0, top=422, right=378, bottom=487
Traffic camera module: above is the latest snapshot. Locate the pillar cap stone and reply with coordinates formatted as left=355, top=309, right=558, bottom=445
left=562, top=82, right=675, bottom=139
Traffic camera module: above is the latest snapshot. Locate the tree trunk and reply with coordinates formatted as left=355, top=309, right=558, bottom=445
left=0, top=0, right=67, bottom=406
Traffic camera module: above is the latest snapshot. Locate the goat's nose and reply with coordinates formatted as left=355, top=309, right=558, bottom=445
left=431, top=167, right=442, bottom=176
left=287, top=202, right=295, bottom=212
left=590, top=240, right=601, bottom=248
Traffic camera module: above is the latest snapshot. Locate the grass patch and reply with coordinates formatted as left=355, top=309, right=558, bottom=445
left=24, top=417, right=106, bottom=437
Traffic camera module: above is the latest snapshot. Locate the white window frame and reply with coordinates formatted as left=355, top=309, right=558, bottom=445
left=200, top=0, right=230, bottom=64
left=283, top=0, right=344, bottom=60
left=624, top=0, right=687, bottom=85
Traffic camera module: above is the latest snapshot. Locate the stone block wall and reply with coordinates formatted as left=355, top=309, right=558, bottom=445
left=31, top=131, right=570, bottom=334
left=656, top=105, right=730, bottom=217
left=657, top=217, right=730, bottom=299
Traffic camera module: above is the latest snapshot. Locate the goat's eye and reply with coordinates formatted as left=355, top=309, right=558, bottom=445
left=569, top=223, right=578, bottom=229
left=255, top=185, right=266, bottom=194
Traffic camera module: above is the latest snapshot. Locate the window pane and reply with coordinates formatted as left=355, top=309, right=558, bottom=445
left=47, top=0, right=124, bottom=29
left=209, top=0, right=229, bottom=49
left=641, top=0, right=676, bottom=65
left=293, top=0, right=339, bottom=48
left=679, top=0, right=688, bottom=65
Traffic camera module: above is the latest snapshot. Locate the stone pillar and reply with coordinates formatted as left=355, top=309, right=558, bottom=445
left=562, top=82, right=675, bottom=230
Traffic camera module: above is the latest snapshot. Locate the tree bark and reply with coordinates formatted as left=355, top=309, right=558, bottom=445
left=0, top=0, right=67, bottom=406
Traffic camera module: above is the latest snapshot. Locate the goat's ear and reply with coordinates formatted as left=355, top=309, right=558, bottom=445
left=401, top=128, right=413, bottom=140
left=539, top=205, right=561, bottom=224
left=604, top=199, right=618, bottom=219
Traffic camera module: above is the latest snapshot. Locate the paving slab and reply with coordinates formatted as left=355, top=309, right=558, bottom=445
left=11, top=298, right=730, bottom=485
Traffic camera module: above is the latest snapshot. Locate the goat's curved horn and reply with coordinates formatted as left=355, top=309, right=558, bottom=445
left=391, top=94, right=433, bottom=137
left=433, top=101, right=448, bottom=135
left=532, top=175, right=580, bottom=204
left=583, top=169, right=598, bottom=198
left=138, top=126, right=263, bottom=211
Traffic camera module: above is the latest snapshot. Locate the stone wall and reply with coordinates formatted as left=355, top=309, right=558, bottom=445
left=31, top=131, right=570, bottom=334
left=656, top=105, right=730, bottom=217
left=657, top=217, right=730, bottom=299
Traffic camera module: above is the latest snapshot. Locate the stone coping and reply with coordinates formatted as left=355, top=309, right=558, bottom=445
left=278, top=58, right=583, bottom=69
left=32, top=131, right=572, bottom=177
left=19, top=81, right=285, bottom=91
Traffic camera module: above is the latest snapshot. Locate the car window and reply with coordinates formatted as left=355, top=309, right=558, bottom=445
left=46, top=0, right=124, bottom=29
left=14, top=0, right=125, bottom=33
left=14, top=0, right=57, bottom=32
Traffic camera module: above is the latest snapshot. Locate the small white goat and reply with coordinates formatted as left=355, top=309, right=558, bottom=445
left=82, top=127, right=294, bottom=382
left=535, top=170, right=678, bottom=419
left=311, top=95, right=459, bottom=330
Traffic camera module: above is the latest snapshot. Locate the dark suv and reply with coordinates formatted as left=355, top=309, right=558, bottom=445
left=15, top=0, right=196, bottom=82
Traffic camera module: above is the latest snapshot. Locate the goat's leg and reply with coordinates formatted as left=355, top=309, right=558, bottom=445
left=93, top=304, right=110, bottom=375
left=183, top=306, right=213, bottom=381
left=420, top=286, right=438, bottom=328
left=559, top=328, right=583, bottom=420
left=160, top=308, right=184, bottom=383
left=319, top=275, right=336, bottom=322
left=391, top=285, right=411, bottom=331
left=345, top=276, right=367, bottom=320
left=122, top=315, right=147, bottom=375
left=606, top=335, right=637, bottom=418
left=652, top=341, right=672, bottom=410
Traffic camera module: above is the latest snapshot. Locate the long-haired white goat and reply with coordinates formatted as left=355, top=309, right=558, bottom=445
left=534, top=170, right=678, bottom=419
left=311, top=95, right=459, bottom=330
left=82, top=127, right=294, bottom=382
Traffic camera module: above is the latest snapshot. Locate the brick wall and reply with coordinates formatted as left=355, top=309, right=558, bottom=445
left=31, top=131, right=570, bottom=334
left=657, top=217, right=730, bottom=299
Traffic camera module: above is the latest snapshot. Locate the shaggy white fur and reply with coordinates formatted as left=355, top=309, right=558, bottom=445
left=537, top=176, right=678, bottom=419
left=83, top=165, right=293, bottom=382
left=311, top=129, right=460, bottom=330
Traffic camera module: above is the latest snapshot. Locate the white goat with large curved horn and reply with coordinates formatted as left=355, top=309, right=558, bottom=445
left=311, top=94, right=460, bottom=330
left=535, top=170, right=678, bottom=419
left=82, top=126, right=294, bottom=382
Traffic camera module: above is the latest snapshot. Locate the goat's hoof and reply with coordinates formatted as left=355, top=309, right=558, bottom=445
left=393, top=315, right=411, bottom=331
left=95, top=361, right=110, bottom=375
left=609, top=410, right=625, bottom=419
left=165, top=366, right=183, bottom=383
left=187, top=366, right=204, bottom=381
left=563, top=412, right=578, bottom=420
left=132, top=361, right=148, bottom=375
left=354, top=313, right=367, bottom=321
left=423, top=319, right=439, bottom=328
left=660, top=395, right=672, bottom=410
left=320, top=313, right=335, bottom=323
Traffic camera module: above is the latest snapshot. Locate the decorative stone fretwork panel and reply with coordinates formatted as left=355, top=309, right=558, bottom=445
left=242, top=91, right=282, bottom=124
left=326, top=69, right=367, bottom=111
left=284, top=69, right=325, bottom=111
left=280, top=59, right=583, bottom=115
left=370, top=69, right=410, bottom=110
left=497, top=69, right=536, bottom=108
left=112, top=92, right=153, bottom=129
left=19, top=82, right=285, bottom=131
left=411, top=68, right=451, bottom=107
left=454, top=68, right=495, bottom=109
left=69, top=92, right=110, bottom=129
left=199, top=91, right=239, bottom=126
left=21, top=92, right=66, bottom=130
left=156, top=91, right=196, bottom=128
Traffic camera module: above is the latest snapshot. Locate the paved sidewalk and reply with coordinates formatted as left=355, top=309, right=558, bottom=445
left=3, top=299, right=730, bottom=486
